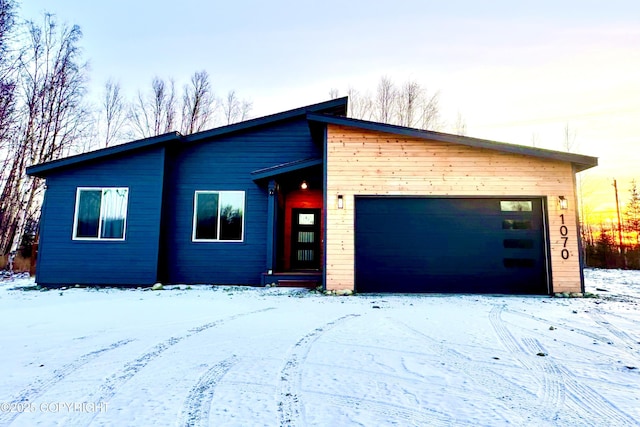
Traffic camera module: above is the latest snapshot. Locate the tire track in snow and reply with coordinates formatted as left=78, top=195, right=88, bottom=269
left=391, top=317, right=540, bottom=424
left=520, top=337, right=565, bottom=419
left=529, top=338, right=638, bottom=426
left=588, top=310, right=638, bottom=353
left=277, top=314, right=360, bottom=427
left=64, top=307, right=274, bottom=427
left=492, top=305, right=637, bottom=426
left=503, top=307, right=626, bottom=347
left=317, top=392, right=476, bottom=427
left=178, top=355, right=239, bottom=427
left=0, top=339, right=133, bottom=426
left=489, top=305, right=528, bottom=355
left=558, top=364, right=638, bottom=426
left=598, top=309, right=640, bottom=328
left=489, top=306, right=566, bottom=422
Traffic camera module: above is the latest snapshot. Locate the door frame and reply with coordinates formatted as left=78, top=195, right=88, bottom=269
left=290, top=208, right=321, bottom=270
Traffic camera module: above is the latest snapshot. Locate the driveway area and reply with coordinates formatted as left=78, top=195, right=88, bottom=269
left=0, top=269, right=639, bottom=426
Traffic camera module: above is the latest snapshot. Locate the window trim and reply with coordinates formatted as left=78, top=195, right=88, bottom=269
left=192, top=190, right=245, bottom=242
left=72, top=187, right=129, bottom=241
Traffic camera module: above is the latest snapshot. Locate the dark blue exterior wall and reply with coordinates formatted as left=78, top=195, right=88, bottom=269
left=162, top=117, right=321, bottom=285
left=36, top=147, right=166, bottom=286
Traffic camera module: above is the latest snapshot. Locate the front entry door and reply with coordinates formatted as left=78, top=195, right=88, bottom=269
left=291, top=208, right=321, bottom=270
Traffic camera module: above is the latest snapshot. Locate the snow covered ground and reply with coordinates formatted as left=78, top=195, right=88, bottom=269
left=0, top=269, right=639, bottom=427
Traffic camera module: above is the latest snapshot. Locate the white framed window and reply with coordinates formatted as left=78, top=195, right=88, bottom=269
left=192, top=191, right=245, bottom=242
left=73, top=187, right=129, bottom=240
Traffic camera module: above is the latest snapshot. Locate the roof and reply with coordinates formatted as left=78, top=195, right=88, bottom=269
left=307, top=113, right=598, bottom=172
left=26, top=132, right=181, bottom=177
left=26, top=97, right=348, bottom=178
left=251, top=158, right=323, bottom=182
left=182, top=97, right=347, bottom=144
left=26, top=96, right=597, bottom=177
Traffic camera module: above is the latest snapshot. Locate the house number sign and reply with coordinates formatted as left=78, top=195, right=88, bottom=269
left=559, top=214, right=570, bottom=259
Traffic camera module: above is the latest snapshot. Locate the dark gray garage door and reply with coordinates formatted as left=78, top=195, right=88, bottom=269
left=355, top=197, right=549, bottom=294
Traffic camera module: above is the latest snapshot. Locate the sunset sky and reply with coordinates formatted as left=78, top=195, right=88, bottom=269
left=21, top=0, right=640, bottom=224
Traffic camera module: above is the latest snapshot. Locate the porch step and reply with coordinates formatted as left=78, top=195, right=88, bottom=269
left=277, top=279, right=319, bottom=289
left=261, top=272, right=322, bottom=288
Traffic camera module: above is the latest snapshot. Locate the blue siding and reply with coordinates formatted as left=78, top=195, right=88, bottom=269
left=36, top=148, right=166, bottom=286
left=163, top=117, right=320, bottom=285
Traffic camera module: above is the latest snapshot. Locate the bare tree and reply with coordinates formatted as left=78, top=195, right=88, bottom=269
left=417, top=90, right=441, bottom=130
left=130, top=73, right=252, bottom=135
left=0, top=0, right=20, bottom=255
left=222, top=90, right=239, bottom=125
left=563, top=122, right=577, bottom=152
left=0, top=0, right=17, bottom=155
left=340, top=77, right=442, bottom=130
left=222, top=90, right=251, bottom=125
left=375, top=76, right=396, bottom=124
left=396, top=80, right=422, bottom=127
left=346, top=87, right=374, bottom=121
left=328, top=88, right=339, bottom=100
left=453, top=111, right=467, bottom=136
left=159, top=78, right=177, bottom=134
left=130, top=76, right=177, bottom=138
left=239, top=99, right=252, bottom=122
left=0, top=13, right=89, bottom=255
left=101, top=79, right=128, bottom=146
left=180, top=70, right=216, bottom=134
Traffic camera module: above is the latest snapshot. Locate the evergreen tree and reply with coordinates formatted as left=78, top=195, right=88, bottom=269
left=625, top=180, right=640, bottom=246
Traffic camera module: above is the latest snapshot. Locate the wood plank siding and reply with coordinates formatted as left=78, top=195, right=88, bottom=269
left=36, top=147, right=166, bottom=286
left=326, top=125, right=582, bottom=294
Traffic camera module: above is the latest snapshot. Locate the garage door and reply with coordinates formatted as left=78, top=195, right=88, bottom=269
left=355, top=197, right=549, bottom=294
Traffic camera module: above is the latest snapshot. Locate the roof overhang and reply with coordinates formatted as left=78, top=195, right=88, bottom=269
left=251, top=158, right=323, bottom=182
left=26, top=132, right=182, bottom=178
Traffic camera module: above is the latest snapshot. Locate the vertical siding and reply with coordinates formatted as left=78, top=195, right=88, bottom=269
left=36, top=147, right=166, bottom=286
left=325, top=125, right=582, bottom=293
left=163, top=118, right=322, bottom=285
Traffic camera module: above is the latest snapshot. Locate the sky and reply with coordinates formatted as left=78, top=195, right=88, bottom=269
left=19, top=0, right=640, bottom=223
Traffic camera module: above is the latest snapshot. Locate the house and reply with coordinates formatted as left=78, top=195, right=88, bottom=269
left=26, top=97, right=598, bottom=294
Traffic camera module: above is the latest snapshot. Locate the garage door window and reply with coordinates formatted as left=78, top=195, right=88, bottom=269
left=500, top=201, right=532, bottom=212
left=504, top=258, right=536, bottom=268
left=503, top=239, right=534, bottom=249
left=503, top=220, right=532, bottom=230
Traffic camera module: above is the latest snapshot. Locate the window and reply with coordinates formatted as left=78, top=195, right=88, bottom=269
left=503, top=239, right=534, bottom=249
left=193, top=191, right=245, bottom=241
left=73, top=188, right=129, bottom=240
left=502, top=219, right=532, bottom=230
left=503, top=258, right=536, bottom=268
left=500, top=201, right=532, bottom=212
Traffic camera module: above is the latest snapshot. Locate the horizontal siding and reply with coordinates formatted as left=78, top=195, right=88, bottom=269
left=164, top=117, right=320, bottom=285
left=36, top=148, right=166, bottom=286
left=326, top=125, right=582, bottom=293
